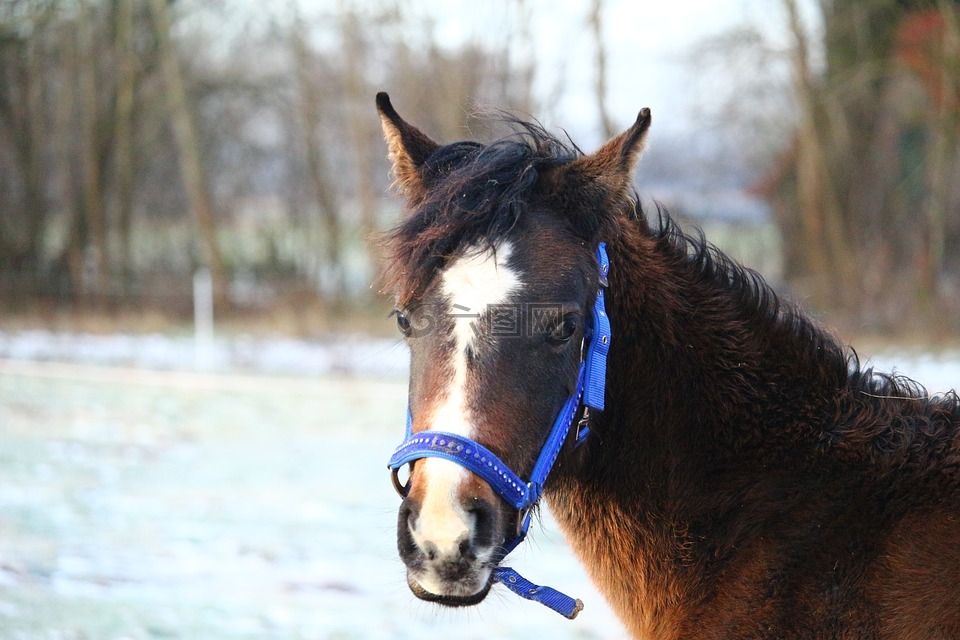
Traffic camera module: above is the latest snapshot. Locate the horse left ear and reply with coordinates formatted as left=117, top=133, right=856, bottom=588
left=545, top=108, right=652, bottom=238
left=376, top=92, right=439, bottom=202
left=570, top=107, right=652, bottom=196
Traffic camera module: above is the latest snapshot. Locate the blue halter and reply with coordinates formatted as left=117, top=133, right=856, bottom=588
left=388, top=243, right=612, bottom=619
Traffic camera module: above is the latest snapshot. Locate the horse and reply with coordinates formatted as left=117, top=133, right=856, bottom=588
left=375, top=92, right=960, bottom=639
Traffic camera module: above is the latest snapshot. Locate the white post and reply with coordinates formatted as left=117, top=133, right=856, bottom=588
left=193, top=267, right=214, bottom=370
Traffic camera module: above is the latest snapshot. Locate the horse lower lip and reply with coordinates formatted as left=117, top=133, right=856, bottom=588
left=407, top=574, right=492, bottom=607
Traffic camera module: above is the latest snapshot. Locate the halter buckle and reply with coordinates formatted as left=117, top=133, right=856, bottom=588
left=575, top=407, right=591, bottom=443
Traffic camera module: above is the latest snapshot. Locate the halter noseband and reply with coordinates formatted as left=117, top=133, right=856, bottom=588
left=387, top=243, right=612, bottom=620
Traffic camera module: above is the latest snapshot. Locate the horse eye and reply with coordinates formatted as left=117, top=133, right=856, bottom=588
left=395, top=311, right=412, bottom=337
left=548, top=314, right=579, bottom=345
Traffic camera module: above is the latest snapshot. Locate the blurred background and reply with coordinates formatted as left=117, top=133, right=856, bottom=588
left=0, top=0, right=959, bottom=638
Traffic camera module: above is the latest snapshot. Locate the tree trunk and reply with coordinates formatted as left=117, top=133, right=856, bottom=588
left=0, top=26, right=50, bottom=289
left=784, top=0, right=858, bottom=310
left=59, top=17, right=87, bottom=298
left=78, top=1, right=110, bottom=301
left=24, top=28, right=50, bottom=284
left=338, top=3, right=379, bottom=282
left=149, top=0, right=227, bottom=308
left=589, top=0, right=616, bottom=139
left=291, top=15, right=343, bottom=303
left=113, top=0, right=137, bottom=293
left=921, top=1, right=960, bottom=300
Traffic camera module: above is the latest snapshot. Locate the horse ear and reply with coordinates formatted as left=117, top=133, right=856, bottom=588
left=376, top=92, right=439, bottom=201
left=570, top=107, right=651, bottom=194
left=545, top=108, right=651, bottom=239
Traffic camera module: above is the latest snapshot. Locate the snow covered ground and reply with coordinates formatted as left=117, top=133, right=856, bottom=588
left=0, top=331, right=957, bottom=639
left=0, top=334, right=624, bottom=640
left=0, top=330, right=411, bottom=379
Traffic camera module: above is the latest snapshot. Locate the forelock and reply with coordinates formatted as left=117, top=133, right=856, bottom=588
left=382, top=119, right=579, bottom=305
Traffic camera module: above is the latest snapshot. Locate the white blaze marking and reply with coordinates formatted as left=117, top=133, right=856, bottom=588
left=412, top=242, right=521, bottom=573
left=441, top=242, right=521, bottom=354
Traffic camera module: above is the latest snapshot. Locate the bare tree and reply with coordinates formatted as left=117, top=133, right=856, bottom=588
left=0, top=1, right=55, bottom=286
left=0, top=0, right=562, bottom=319
left=338, top=3, right=380, bottom=271
left=783, top=0, right=857, bottom=309
left=113, top=0, right=137, bottom=288
left=77, top=1, right=109, bottom=298
left=56, top=11, right=88, bottom=296
left=149, top=0, right=226, bottom=306
left=589, top=0, right=616, bottom=139
left=920, top=0, right=960, bottom=299
left=290, top=9, right=344, bottom=301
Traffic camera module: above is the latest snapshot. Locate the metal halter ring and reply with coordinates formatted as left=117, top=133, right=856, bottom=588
left=516, top=505, right=531, bottom=537
left=391, top=463, right=412, bottom=498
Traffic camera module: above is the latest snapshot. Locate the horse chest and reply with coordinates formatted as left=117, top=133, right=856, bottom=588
left=547, top=489, right=691, bottom=640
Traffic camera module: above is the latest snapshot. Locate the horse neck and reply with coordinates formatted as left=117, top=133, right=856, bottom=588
left=545, top=222, right=850, bottom=635
left=544, top=219, right=960, bottom=638
left=594, top=223, right=840, bottom=474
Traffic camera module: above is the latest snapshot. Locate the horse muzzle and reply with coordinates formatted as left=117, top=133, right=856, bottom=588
left=396, top=466, right=505, bottom=606
left=407, top=570, right=493, bottom=606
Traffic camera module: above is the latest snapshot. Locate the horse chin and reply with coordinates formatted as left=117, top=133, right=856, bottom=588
left=406, top=571, right=493, bottom=607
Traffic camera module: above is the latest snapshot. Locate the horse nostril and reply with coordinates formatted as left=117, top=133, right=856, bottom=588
left=459, top=537, right=476, bottom=562
left=467, top=500, right=498, bottom=549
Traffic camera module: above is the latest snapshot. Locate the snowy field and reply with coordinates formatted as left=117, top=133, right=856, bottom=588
left=0, top=331, right=958, bottom=639
left=0, top=332, right=625, bottom=640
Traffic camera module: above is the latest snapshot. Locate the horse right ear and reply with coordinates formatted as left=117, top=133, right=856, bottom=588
left=376, top=92, right=439, bottom=202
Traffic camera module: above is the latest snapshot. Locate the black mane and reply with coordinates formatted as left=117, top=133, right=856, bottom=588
left=652, top=212, right=960, bottom=464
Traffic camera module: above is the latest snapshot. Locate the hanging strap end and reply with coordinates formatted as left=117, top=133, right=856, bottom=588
left=492, top=567, right=584, bottom=620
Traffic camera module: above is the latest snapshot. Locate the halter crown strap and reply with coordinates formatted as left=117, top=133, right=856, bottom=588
left=583, top=243, right=611, bottom=412
left=388, top=242, right=612, bottom=620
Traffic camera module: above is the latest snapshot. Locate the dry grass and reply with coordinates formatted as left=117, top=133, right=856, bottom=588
left=1, top=296, right=398, bottom=339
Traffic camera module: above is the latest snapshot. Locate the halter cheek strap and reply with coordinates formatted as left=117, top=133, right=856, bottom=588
left=388, top=243, right=612, bottom=620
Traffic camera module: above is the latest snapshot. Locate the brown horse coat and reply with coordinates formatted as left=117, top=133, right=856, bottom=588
left=378, top=93, right=960, bottom=639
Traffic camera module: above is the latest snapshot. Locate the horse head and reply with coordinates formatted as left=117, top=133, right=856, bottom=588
left=377, top=92, right=650, bottom=608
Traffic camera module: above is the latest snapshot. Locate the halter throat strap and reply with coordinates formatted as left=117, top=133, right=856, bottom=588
left=387, top=243, right=612, bottom=620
